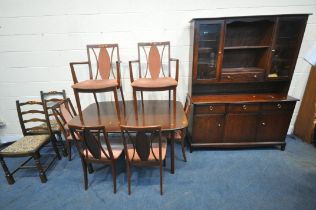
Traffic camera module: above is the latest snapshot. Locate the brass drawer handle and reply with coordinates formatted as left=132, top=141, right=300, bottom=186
left=253, top=74, right=257, bottom=78
left=217, top=123, right=221, bottom=127
left=227, top=75, right=231, bottom=79
left=209, top=105, right=214, bottom=111
left=261, top=122, right=266, bottom=126
left=242, top=105, right=247, bottom=110
left=277, top=104, right=282, bottom=109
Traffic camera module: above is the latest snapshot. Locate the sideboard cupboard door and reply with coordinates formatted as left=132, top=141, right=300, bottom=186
left=193, top=20, right=224, bottom=83
left=224, top=113, right=258, bottom=142
left=267, top=15, right=308, bottom=80
left=256, top=112, right=293, bottom=141
left=192, top=114, right=225, bottom=143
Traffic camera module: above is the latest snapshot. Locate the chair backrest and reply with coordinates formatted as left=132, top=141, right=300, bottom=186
left=68, top=125, right=115, bottom=161
left=16, top=100, right=50, bottom=136
left=52, top=98, right=77, bottom=140
left=86, top=44, right=121, bottom=82
left=137, top=42, right=171, bottom=79
left=40, top=90, right=67, bottom=124
left=120, top=125, right=163, bottom=162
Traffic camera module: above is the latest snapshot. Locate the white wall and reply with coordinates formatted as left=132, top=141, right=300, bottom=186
left=0, top=0, right=316, bottom=140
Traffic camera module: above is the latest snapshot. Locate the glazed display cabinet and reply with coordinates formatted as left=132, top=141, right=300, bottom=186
left=189, top=14, right=309, bottom=151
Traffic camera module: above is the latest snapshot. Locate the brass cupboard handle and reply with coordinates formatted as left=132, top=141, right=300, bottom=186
left=209, top=105, right=214, bottom=111
left=217, top=123, right=221, bottom=127
left=277, top=104, right=282, bottom=109
left=261, top=122, right=266, bottom=126
left=242, top=105, right=247, bottom=110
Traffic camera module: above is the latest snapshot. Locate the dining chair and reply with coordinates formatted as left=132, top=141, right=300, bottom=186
left=129, top=41, right=179, bottom=111
left=40, top=90, right=67, bottom=155
left=68, top=125, right=124, bottom=192
left=120, top=125, right=167, bottom=195
left=166, top=94, right=192, bottom=162
left=70, top=44, right=125, bottom=121
left=52, top=98, right=77, bottom=161
left=0, top=100, right=60, bottom=184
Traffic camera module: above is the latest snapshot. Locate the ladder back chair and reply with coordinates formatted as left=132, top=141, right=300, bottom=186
left=68, top=125, right=124, bottom=192
left=40, top=90, right=67, bottom=155
left=129, top=41, right=179, bottom=111
left=52, top=98, right=77, bottom=161
left=70, top=44, right=125, bottom=122
left=0, top=100, right=60, bottom=184
left=120, top=125, right=167, bottom=195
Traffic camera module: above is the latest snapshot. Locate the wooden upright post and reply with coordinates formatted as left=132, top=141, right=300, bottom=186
left=294, top=66, right=316, bottom=144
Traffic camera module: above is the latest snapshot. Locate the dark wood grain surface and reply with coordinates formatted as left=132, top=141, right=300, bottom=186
left=68, top=100, right=188, bottom=132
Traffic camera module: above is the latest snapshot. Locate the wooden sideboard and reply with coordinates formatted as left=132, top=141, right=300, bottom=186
left=188, top=14, right=309, bottom=151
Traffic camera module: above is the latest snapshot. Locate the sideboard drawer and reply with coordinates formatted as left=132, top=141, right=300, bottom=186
left=228, top=104, right=260, bottom=113
left=195, top=104, right=226, bottom=114
left=261, top=102, right=295, bottom=111
left=221, top=72, right=264, bottom=82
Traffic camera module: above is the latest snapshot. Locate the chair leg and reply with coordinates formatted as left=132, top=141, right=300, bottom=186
left=181, top=138, right=187, bottom=162
left=0, top=156, right=15, bottom=185
left=50, top=135, right=61, bottom=160
left=119, top=86, right=126, bottom=108
left=140, top=91, right=144, bottom=107
left=173, top=88, right=177, bottom=110
left=160, top=160, right=163, bottom=195
left=81, top=159, right=88, bottom=190
left=111, top=161, right=117, bottom=194
left=133, top=89, right=138, bottom=118
left=33, top=152, right=47, bottom=183
left=73, top=90, right=83, bottom=122
left=93, top=92, right=98, bottom=104
left=113, top=88, right=121, bottom=121
left=88, top=163, right=94, bottom=174
left=67, top=140, right=72, bottom=161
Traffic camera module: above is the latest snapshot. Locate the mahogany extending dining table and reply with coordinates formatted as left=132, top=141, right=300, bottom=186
left=67, top=100, right=188, bottom=174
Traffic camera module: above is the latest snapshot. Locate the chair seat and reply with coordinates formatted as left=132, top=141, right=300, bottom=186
left=72, top=79, right=118, bottom=90
left=127, top=138, right=167, bottom=161
left=131, top=77, right=177, bottom=89
left=0, top=135, right=50, bottom=155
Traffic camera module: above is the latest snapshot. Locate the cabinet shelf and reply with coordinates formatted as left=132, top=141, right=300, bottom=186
left=222, top=67, right=264, bottom=72
left=224, top=46, right=270, bottom=50
left=200, top=39, right=217, bottom=42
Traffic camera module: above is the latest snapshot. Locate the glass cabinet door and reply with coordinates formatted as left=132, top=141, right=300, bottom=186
left=268, top=16, right=307, bottom=79
left=195, top=20, right=223, bottom=81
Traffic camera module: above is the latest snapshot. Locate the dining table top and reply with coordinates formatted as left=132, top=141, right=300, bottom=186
left=68, top=100, right=188, bottom=132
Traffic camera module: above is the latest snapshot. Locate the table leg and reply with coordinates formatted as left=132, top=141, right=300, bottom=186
left=171, top=131, right=175, bottom=174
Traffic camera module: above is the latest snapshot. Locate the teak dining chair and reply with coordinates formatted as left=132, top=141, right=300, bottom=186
left=52, top=98, right=77, bottom=161
left=40, top=90, right=67, bottom=155
left=120, top=125, right=167, bottom=195
left=0, top=100, right=60, bottom=184
left=70, top=44, right=125, bottom=121
left=129, top=41, right=179, bottom=111
left=167, top=94, right=192, bottom=162
left=68, top=125, right=124, bottom=192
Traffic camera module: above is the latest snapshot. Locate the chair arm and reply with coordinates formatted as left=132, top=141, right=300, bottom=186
left=69, top=61, right=90, bottom=84
left=170, top=58, right=179, bottom=81
left=128, top=60, right=140, bottom=83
